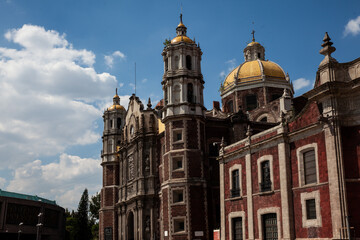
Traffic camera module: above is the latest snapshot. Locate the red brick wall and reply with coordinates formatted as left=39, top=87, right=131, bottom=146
left=186, top=120, right=198, bottom=149
left=342, top=126, right=360, bottom=237
left=288, top=102, right=320, bottom=132
left=292, top=186, right=332, bottom=238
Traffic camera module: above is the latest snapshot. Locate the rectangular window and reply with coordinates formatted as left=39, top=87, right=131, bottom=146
left=304, top=150, right=316, bottom=184
left=173, top=157, right=183, bottom=170
left=173, top=130, right=183, bottom=143
left=262, top=213, right=278, bottom=240
left=173, top=189, right=184, bottom=203
left=260, top=161, right=272, bottom=192
left=231, top=169, right=240, bottom=197
left=306, top=199, right=316, bottom=220
left=232, top=217, right=243, bottom=240
left=174, top=219, right=185, bottom=233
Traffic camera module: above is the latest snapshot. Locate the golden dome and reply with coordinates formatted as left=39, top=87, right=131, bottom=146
left=247, top=41, right=260, bottom=47
left=223, top=60, right=286, bottom=88
left=108, top=104, right=125, bottom=111
left=171, top=35, right=194, bottom=44
left=177, top=22, right=185, bottom=27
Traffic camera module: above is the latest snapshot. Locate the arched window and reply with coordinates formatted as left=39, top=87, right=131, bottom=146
left=260, top=117, right=267, bottom=122
left=186, top=55, right=192, bottom=70
left=117, top=118, right=121, bottom=129
left=246, top=94, right=257, bottom=111
left=164, top=87, right=168, bottom=105
left=165, top=58, right=168, bottom=71
left=187, top=83, right=193, bottom=103
left=174, top=85, right=181, bottom=103
left=174, top=56, right=179, bottom=70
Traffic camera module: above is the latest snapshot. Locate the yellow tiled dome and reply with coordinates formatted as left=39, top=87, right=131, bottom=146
left=223, top=60, right=286, bottom=88
left=171, top=35, right=194, bottom=44
left=108, top=104, right=125, bottom=111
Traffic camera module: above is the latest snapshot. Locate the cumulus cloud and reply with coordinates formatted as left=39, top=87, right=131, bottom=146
left=0, top=177, right=6, bottom=189
left=104, top=50, right=126, bottom=68
left=0, top=24, right=120, bottom=168
left=219, top=58, right=237, bottom=80
left=293, top=78, right=311, bottom=91
left=7, top=154, right=101, bottom=209
left=344, top=16, right=360, bottom=36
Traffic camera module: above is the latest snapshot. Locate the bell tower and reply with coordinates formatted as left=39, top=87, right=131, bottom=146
left=99, top=89, right=126, bottom=240
left=160, top=15, right=209, bottom=240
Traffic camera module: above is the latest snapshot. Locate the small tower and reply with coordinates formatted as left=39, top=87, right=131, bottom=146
left=243, top=31, right=265, bottom=61
left=99, top=89, right=126, bottom=240
left=160, top=14, right=209, bottom=240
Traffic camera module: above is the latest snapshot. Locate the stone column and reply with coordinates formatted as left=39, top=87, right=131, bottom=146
left=138, top=201, right=143, bottom=240
left=245, top=152, right=254, bottom=240
left=324, top=125, right=345, bottom=239
left=277, top=127, right=293, bottom=240
left=219, top=161, right=226, bottom=240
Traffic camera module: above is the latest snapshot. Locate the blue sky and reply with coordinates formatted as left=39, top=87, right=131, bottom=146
left=0, top=0, right=359, bottom=210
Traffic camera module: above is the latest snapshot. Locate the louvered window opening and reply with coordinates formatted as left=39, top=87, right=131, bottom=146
left=231, top=169, right=240, bottom=197
left=304, top=150, right=316, bottom=184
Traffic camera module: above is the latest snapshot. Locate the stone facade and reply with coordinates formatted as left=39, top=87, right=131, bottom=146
left=99, top=16, right=360, bottom=240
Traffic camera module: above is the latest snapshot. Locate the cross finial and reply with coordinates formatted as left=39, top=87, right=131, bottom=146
left=180, top=13, right=183, bottom=23
left=115, top=88, right=118, bottom=96
left=251, top=30, right=255, bottom=42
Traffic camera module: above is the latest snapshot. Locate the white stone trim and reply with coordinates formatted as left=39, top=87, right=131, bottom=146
left=228, top=211, right=245, bottom=240
left=296, top=143, right=320, bottom=187
left=257, top=207, right=282, bottom=240
left=257, top=155, right=274, bottom=191
left=300, top=190, right=322, bottom=228
left=229, top=164, right=242, bottom=197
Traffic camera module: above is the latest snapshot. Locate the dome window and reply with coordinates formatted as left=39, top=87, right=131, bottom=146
left=227, top=100, right=234, bottom=113
left=246, top=95, right=257, bottom=111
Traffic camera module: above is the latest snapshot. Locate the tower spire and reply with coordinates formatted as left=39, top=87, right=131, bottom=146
left=251, top=30, right=255, bottom=42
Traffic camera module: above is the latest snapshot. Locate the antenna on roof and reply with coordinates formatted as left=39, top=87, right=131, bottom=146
left=134, top=62, right=137, bottom=95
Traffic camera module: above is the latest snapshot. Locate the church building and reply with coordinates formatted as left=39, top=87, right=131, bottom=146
left=99, top=15, right=360, bottom=240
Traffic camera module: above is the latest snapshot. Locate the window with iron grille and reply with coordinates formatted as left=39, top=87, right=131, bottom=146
left=231, top=169, right=240, bottom=197
left=304, top=150, right=316, bottom=184
left=306, top=199, right=316, bottom=220
left=260, top=161, right=272, bottom=192
left=232, top=217, right=243, bottom=240
left=262, top=213, right=278, bottom=240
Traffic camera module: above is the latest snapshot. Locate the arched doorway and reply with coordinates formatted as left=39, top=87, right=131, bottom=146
left=127, top=211, right=135, bottom=240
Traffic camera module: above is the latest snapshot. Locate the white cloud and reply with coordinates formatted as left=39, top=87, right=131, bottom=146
left=219, top=58, right=237, bottom=80
left=219, top=71, right=226, bottom=79
left=344, top=16, right=360, bottom=36
left=6, top=154, right=101, bottom=210
left=0, top=177, right=6, bottom=189
left=104, top=50, right=126, bottom=68
left=142, top=78, right=148, bottom=83
left=293, top=78, right=311, bottom=91
left=0, top=24, right=119, bottom=168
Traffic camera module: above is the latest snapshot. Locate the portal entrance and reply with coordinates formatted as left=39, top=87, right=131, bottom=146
left=127, top=211, right=134, bottom=240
